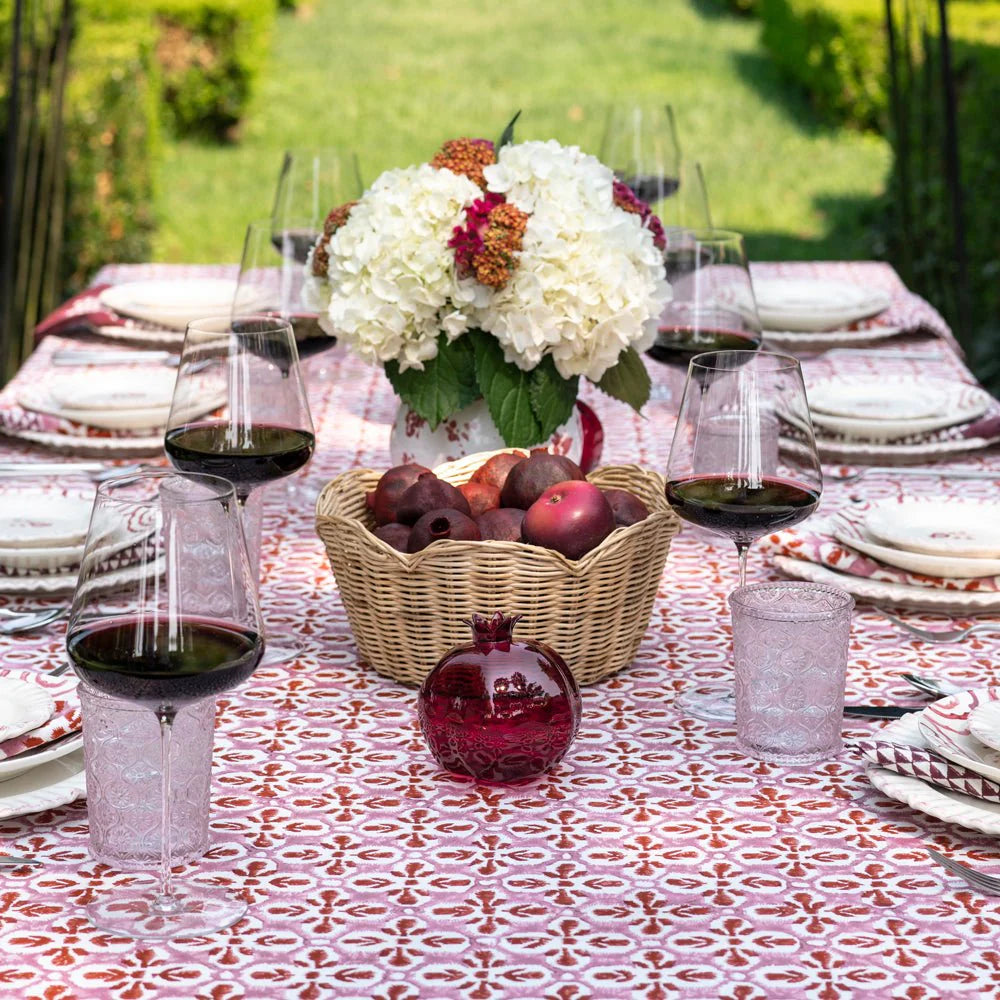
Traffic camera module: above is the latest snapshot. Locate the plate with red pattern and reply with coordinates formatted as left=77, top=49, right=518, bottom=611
left=917, top=688, right=1000, bottom=782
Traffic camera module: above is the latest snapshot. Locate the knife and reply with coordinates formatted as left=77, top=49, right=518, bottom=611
left=843, top=705, right=923, bottom=719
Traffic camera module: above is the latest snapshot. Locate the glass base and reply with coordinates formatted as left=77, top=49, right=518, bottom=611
left=260, top=640, right=301, bottom=667
left=736, top=738, right=840, bottom=766
left=675, top=685, right=736, bottom=724
left=86, top=887, right=246, bottom=939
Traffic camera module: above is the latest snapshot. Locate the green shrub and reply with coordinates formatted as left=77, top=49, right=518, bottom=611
left=759, top=0, right=888, bottom=130
left=61, top=18, right=160, bottom=290
left=78, top=0, right=275, bottom=141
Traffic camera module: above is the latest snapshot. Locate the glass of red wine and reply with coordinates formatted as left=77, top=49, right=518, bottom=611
left=647, top=229, right=763, bottom=406
left=601, top=102, right=681, bottom=216
left=164, top=315, right=315, bottom=660
left=66, top=470, right=264, bottom=938
left=665, top=350, right=823, bottom=722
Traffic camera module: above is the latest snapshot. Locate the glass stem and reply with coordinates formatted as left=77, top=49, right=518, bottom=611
left=735, top=540, right=751, bottom=588
left=238, top=489, right=264, bottom=585
left=155, top=706, right=179, bottom=912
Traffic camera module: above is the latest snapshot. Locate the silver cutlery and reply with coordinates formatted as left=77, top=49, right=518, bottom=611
left=0, top=855, right=41, bottom=868
left=825, top=466, right=998, bottom=485
left=879, top=609, right=1000, bottom=644
left=0, top=608, right=67, bottom=634
left=844, top=704, right=923, bottom=719
left=0, top=462, right=148, bottom=482
left=927, top=848, right=1000, bottom=896
left=901, top=673, right=965, bottom=698
left=51, top=349, right=176, bottom=367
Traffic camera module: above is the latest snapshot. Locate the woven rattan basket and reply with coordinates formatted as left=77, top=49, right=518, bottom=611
left=315, top=451, right=680, bottom=686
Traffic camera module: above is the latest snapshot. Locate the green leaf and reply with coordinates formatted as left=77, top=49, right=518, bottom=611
left=528, top=356, right=578, bottom=440
left=593, top=346, right=651, bottom=412
left=472, top=333, right=544, bottom=447
left=496, top=110, right=521, bottom=150
left=384, top=333, right=480, bottom=430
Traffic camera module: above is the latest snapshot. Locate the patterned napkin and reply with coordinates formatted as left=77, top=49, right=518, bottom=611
left=857, top=739, right=1000, bottom=803
left=32, top=285, right=181, bottom=344
left=759, top=508, right=1000, bottom=593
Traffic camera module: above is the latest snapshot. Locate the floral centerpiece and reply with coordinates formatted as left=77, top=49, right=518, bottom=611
left=304, top=116, right=671, bottom=449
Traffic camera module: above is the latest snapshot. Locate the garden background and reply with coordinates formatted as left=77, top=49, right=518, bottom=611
left=1, top=0, right=997, bottom=388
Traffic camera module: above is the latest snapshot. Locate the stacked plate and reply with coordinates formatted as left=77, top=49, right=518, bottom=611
left=786, top=374, right=1000, bottom=464
left=868, top=689, right=1000, bottom=836
left=754, top=277, right=895, bottom=350
left=0, top=670, right=84, bottom=820
left=0, top=485, right=94, bottom=594
left=768, top=496, right=1000, bottom=612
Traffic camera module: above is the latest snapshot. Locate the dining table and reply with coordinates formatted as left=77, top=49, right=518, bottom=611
left=1, top=260, right=999, bottom=999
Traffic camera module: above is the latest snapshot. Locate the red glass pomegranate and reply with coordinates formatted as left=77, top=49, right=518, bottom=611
left=418, top=612, right=582, bottom=784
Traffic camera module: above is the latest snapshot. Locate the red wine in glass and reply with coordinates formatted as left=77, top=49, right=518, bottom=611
left=665, top=474, right=820, bottom=542
left=623, top=173, right=680, bottom=204
left=165, top=422, right=315, bottom=500
left=647, top=326, right=762, bottom=365
left=270, top=227, right=320, bottom=265
left=68, top=615, right=263, bottom=706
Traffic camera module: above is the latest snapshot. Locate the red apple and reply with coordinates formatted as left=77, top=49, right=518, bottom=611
left=522, top=480, right=616, bottom=560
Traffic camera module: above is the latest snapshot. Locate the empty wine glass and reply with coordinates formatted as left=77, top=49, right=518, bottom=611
left=647, top=229, right=763, bottom=405
left=67, top=470, right=263, bottom=938
left=665, top=350, right=823, bottom=721
left=270, top=147, right=363, bottom=263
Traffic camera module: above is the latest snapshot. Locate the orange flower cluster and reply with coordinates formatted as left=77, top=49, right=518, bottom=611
left=470, top=201, right=529, bottom=289
left=431, top=137, right=496, bottom=189
left=312, top=200, right=357, bottom=276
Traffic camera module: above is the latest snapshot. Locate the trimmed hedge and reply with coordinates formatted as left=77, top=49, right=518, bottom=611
left=79, top=0, right=275, bottom=141
left=759, top=0, right=888, bottom=130
left=61, top=17, right=161, bottom=290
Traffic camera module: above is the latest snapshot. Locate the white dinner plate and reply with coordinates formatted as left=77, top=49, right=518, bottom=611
left=0, top=542, right=84, bottom=572
left=4, top=427, right=165, bottom=458
left=49, top=371, right=178, bottom=412
left=832, top=518, right=1000, bottom=580
left=0, top=678, right=55, bottom=742
left=866, top=711, right=1000, bottom=837
left=0, top=749, right=85, bottom=820
left=865, top=498, right=1000, bottom=559
left=100, top=279, right=237, bottom=331
left=764, top=325, right=904, bottom=352
left=917, top=689, right=1000, bottom=782
left=0, top=733, right=84, bottom=783
left=18, top=393, right=171, bottom=432
left=805, top=378, right=989, bottom=441
left=772, top=555, right=1000, bottom=612
left=0, top=490, right=93, bottom=548
left=969, top=702, right=1000, bottom=755
left=752, top=278, right=890, bottom=332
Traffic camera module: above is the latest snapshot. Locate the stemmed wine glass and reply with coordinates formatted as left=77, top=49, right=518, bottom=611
left=601, top=102, right=681, bottom=215
left=270, top=146, right=362, bottom=263
left=646, top=229, right=763, bottom=405
left=66, top=470, right=264, bottom=938
left=665, top=351, right=823, bottom=721
left=164, top=316, right=315, bottom=653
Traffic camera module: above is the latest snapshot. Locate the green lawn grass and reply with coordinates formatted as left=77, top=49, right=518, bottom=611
left=152, top=0, right=890, bottom=265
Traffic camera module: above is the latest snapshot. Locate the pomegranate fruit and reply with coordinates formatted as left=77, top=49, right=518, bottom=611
left=458, top=481, right=501, bottom=518
left=476, top=507, right=526, bottom=542
left=470, top=451, right=527, bottom=492
left=500, top=449, right=585, bottom=510
left=370, top=463, right=430, bottom=526
left=372, top=522, right=412, bottom=552
left=396, top=473, right=470, bottom=525
left=603, top=487, right=649, bottom=527
left=522, top=479, right=616, bottom=559
left=417, top=611, right=581, bottom=783
left=407, top=508, right=481, bottom=552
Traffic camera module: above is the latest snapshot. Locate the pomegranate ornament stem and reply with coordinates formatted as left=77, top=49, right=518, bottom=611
left=417, top=612, right=582, bottom=784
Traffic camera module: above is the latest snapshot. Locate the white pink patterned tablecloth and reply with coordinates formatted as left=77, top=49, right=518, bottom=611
left=2, top=262, right=1000, bottom=999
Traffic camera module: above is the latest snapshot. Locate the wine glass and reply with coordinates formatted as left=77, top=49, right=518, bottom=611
left=646, top=229, right=763, bottom=405
left=234, top=218, right=338, bottom=366
left=601, top=102, right=681, bottom=216
left=66, top=470, right=263, bottom=938
left=164, top=316, right=314, bottom=653
left=270, top=147, right=362, bottom=262
left=665, top=350, right=823, bottom=721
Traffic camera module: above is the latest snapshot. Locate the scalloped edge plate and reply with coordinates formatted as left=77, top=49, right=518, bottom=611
left=0, top=749, right=85, bottom=820
left=917, top=689, right=1000, bottom=782
left=866, top=498, right=1000, bottom=559
left=0, top=733, right=84, bottom=783
left=0, top=679, right=55, bottom=742
left=969, top=702, right=1000, bottom=755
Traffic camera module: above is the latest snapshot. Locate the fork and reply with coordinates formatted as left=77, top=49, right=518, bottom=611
left=825, top=466, right=998, bottom=485
left=0, top=855, right=42, bottom=868
left=878, top=609, right=1000, bottom=644
left=927, top=848, right=1000, bottom=895
left=0, top=608, right=67, bottom=634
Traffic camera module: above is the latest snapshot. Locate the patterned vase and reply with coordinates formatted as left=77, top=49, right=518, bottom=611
left=390, top=397, right=597, bottom=470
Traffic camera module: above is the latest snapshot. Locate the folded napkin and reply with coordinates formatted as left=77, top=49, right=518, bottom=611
left=857, top=739, right=1000, bottom=803
left=759, top=511, right=1000, bottom=592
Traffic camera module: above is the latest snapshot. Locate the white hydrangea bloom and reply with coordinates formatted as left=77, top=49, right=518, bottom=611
left=319, top=164, right=482, bottom=371
left=475, top=142, right=671, bottom=382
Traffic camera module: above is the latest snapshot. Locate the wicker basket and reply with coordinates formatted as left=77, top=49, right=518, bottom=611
left=315, top=451, right=680, bottom=686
